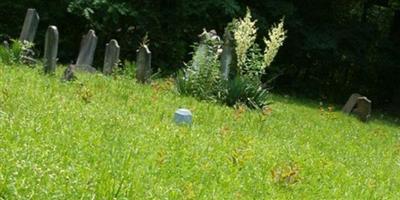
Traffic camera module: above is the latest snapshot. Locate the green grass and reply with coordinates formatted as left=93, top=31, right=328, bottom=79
left=0, top=64, right=399, bottom=199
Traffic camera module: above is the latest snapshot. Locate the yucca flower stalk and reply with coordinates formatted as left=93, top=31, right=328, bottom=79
left=263, top=18, right=287, bottom=68
left=234, top=8, right=257, bottom=74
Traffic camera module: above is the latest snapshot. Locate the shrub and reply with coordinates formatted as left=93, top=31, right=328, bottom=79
left=0, top=40, right=34, bottom=65
left=176, top=30, right=224, bottom=102
left=177, top=9, right=287, bottom=109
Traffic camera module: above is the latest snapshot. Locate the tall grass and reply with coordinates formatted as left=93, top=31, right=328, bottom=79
left=0, top=64, right=399, bottom=199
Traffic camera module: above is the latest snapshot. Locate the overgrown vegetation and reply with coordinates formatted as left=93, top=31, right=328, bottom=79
left=0, top=40, right=33, bottom=65
left=177, top=9, right=286, bottom=109
left=0, top=64, right=399, bottom=199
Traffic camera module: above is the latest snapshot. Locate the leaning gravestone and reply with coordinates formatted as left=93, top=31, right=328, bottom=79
left=103, top=39, right=120, bottom=75
left=220, top=27, right=235, bottom=80
left=76, top=30, right=97, bottom=73
left=136, top=44, right=152, bottom=83
left=43, top=26, right=59, bottom=74
left=352, top=97, right=372, bottom=122
left=342, top=93, right=372, bottom=122
left=19, top=8, right=40, bottom=43
left=342, top=93, right=362, bottom=114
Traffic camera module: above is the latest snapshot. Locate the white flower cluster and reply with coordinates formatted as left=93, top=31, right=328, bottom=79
left=233, top=8, right=287, bottom=75
left=234, top=8, right=257, bottom=71
left=264, top=18, right=287, bottom=68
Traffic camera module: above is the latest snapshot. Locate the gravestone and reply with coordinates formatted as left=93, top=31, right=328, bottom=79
left=352, top=97, right=372, bottom=122
left=136, top=45, right=152, bottom=83
left=3, top=41, right=9, bottom=49
left=19, top=9, right=40, bottom=43
left=220, top=28, right=235, bottom=80
left=174, top=108, right=193, bottom=125
left=61, top=64, right=77, bottom=82
left=103, top=39, right=120, bottom=75
left=191, top=29, right=221, bottom=72
left=191, top=43, right=208, bottom=71
left=43, top=26, right=59, bottom=74
left=342, top=93, right=372, bottom=122
left=76, top=30, right=97, bottom=73
left=192, top=29, right=215, bottom=71
left=342, top=93, right=362, bottom=114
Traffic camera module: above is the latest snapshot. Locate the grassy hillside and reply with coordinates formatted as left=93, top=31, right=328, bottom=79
left=0, top=64, right=399, bottom=199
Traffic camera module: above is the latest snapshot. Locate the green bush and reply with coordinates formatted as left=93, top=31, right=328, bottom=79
left=0, top=40, right=33, bottom=65
left=177, top=9, right=286, bottom=109
left=176, top=31, right=224, bottom=102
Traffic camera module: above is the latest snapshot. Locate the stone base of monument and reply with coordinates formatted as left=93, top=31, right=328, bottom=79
left=75, top=65, right=97, bottom=74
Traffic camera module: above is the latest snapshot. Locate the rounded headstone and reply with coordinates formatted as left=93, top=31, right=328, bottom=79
left=174, top=108, right=193, bottom=125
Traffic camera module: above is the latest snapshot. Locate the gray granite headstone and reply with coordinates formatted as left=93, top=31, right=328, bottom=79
left=19, top=9, right=40, bottom=43
left=136, top=45, right=152, bottom=83
left=192, top=30, right=210, bottom=72
left=103, top=39, right=120, bottom=75
left=76, top=30, right=97, bottom=73
left=191, top=29, right=221, bottom=72
left=342, top=93, right=362, bottom=114
left=220, top=28, right=235, bottom=80
left=43, top=26, right=59, bottom=74
left=352, top=97, right=372, bottom=122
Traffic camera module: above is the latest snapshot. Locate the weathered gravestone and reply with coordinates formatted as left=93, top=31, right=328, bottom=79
left=136, top=44, right=152, bottom=83
left=342, top=93, right=362, bottom=114
left=19, top=9, right=40, bottom=43
left=76, top=30, right=97, bottom=73
left=352, top=97, right=372, bottom=122
left=103, top=39, right=120, bottom=75
left=3, top=41, right=9, bottom=49
left=220, top=27, right=235, bottom=80
left=61, top=64, right=77, bottom=82
left=342, top=93, right=372, bottom=122
left=43, top=26, right=59, bottom=74
left=192, top=29, right=221, bottom=72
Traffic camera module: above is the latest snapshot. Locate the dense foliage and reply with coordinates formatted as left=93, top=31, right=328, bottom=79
left=177, top=10, right=286, bottom=109
left=0, top=0, right=399, bottom=110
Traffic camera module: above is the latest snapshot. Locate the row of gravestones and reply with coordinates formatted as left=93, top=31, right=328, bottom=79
left=16, top=8, right=152, bottom=83
left=16, top=9, right=373, bottom=122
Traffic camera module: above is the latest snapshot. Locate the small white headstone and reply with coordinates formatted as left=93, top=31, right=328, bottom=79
left=174, top=108, right=193, bottom=125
